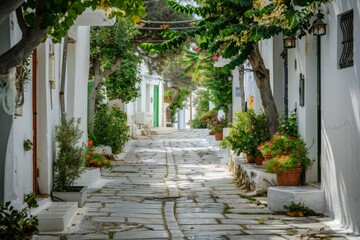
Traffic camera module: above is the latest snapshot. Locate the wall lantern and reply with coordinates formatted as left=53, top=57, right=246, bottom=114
left=167, top=82, right=172, bottom=88
left=283, top=36, right=296, bottom=49
left=312, top=13, right=327, bottom=36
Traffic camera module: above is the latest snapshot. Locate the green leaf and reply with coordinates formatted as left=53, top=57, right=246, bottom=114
left=250, top=30, right=264, bottom=41
left=220, top=28, right=233, bottom=36
left=244, top=10, right=254, bottom=18
left=24, top=12, right=35, bottom=27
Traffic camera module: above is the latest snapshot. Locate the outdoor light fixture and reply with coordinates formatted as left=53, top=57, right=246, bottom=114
left=312, top=11, right=327, bottom=182
left=312, top=13, right=327, bottom=36
left=283, top=36, right=296, bottom=49
left=167, top=82, right=172, bottom=88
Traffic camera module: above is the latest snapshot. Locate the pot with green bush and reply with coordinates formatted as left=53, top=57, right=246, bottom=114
left=198, top=109, right=218, bottom=134
left=263, top=134, right=313, bottom=186
left=211, top=117, right=227, bottom=141
left=89, top=105, right=129, bottom=154
left=52, top=115, right=87, bottom=207
left=221, top=110, right=269, bottom=164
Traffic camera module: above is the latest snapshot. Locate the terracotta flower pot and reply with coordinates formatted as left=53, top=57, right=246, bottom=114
left=255, top=153, right=265, bottom=165
left=262, top=154, right=273, bottom=166
left=209, top=131, right=215, bottom=136
left=215, top=131, right=223, bottom=141
left=246, top=155, right=255, bottom=163
left=276, top=169, right=302, bottom=186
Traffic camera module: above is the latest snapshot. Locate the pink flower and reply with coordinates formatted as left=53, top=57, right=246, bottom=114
left=212, top=56, right=219, bottom=61
left=195, top=46, right=200, bottom=52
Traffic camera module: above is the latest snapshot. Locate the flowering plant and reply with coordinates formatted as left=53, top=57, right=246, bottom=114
left=264, top=155, right=312, bottom=173
left=198, top=110, right=218, bottom=128
left=85, top=140, right=112, bottom=169
left=258, top=133, right=305, bottom=157
left=261, top=133, right=313, bottom=173
left=211, top=117, right=227, bottom=133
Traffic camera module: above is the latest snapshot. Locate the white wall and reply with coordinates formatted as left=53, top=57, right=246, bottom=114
left=36, top=39, right=64, bottom=195
left=319, top=1, right=360, bottom=234
left=231, top=67, right=242, bottom=117
left=70, top=26, right=90, bottom=143
left=3, top=13, right=34, bottom=203
left=287, top=34, right=318, bottom=182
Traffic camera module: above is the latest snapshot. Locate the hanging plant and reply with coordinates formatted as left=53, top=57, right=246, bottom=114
left=23, top=139, right=33, bottom=151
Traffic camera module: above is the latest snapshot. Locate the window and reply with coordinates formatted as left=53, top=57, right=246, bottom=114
left=339, top=10, right=353, bottom=69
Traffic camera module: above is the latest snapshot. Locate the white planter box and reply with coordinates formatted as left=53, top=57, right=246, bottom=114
left=52, top=186, right=88, bottom=207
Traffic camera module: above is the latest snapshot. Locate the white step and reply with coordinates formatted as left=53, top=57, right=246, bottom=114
left=268, top=186, right=325, bottom=213
left=33, top=200, right=78, bottom=232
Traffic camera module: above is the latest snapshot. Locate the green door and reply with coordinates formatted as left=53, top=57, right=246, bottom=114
left=153, top=85, right=159, bottom=127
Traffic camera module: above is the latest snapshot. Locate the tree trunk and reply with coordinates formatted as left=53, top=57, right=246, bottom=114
left=88, top=56, right=123, bottom=127
left=238, top=64, right=246, bottom=112
left=88, top=77, right=100, bottom=127
left=248, top=43, right=279, bottom=135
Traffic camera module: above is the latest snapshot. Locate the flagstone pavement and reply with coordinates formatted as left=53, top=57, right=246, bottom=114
left=36, top=129, right=356, bottom=240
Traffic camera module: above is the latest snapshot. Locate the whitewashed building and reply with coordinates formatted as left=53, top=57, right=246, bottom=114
left=122, top=62, right=165, bottom=136
left=0, top=9, right=114, bottom=204
left=226, top=1, right=360, bottom=235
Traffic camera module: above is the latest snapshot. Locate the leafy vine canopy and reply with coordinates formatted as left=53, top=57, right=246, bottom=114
left=21, top=0, right=146, bottom=43
left=141, top=0, right=331, bottom=71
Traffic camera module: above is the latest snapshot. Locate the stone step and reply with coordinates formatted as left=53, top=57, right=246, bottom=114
left=32, top=199, right=78, bottom=232
left=268, top=186, right=325, bottom=213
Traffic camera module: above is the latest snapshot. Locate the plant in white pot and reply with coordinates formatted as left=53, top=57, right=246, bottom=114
left=52, top=115, right=87, bottom=207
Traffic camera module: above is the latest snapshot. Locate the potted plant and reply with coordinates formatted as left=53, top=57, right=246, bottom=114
left=259, top=111, right=300, bottom=162
left=198, top=109, right=218, bottom=135
left=211, top=117, right=227, bottom=141
left=89, top=105, right=129, bottom=154
left=85, top=140, right=112, bottom=169
left=263, top=135, right=313, bottom=186
left=221, top=110, right=269, bottom=164
left=52, top=115, right=87, bottom=207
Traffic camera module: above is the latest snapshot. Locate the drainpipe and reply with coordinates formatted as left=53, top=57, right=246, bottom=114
left=281, top=49, right=289, bottom=116
left=32, top=49, right=38, bottom=194
left=316, top=36, right=321, bottom=182
left=60, top=34, right=69, bottom=117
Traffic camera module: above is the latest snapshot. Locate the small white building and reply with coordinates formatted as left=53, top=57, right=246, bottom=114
left=123, top=62, right=165, bottom=135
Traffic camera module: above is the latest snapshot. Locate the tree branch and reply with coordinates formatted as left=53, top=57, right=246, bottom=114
left=0, top=4, right=49, bottom=74
left=0, top=0, right=24, bottom=25
left=15, top=6, right=28, bottom=34
left=100, top=56, right=123, bottom=79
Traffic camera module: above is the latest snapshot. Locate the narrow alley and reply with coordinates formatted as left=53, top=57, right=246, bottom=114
left=37, top=129, right=351, bottom=240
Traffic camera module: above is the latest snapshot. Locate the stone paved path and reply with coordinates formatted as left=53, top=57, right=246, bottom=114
left=37, top=129, right=354, bottom=240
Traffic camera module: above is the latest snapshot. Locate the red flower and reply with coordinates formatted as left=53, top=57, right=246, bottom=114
left=195, top=46, right=200, bottom=52
left=212, top=56, right=219, bottom=61
left=88, top=140, right=93, bottom=146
